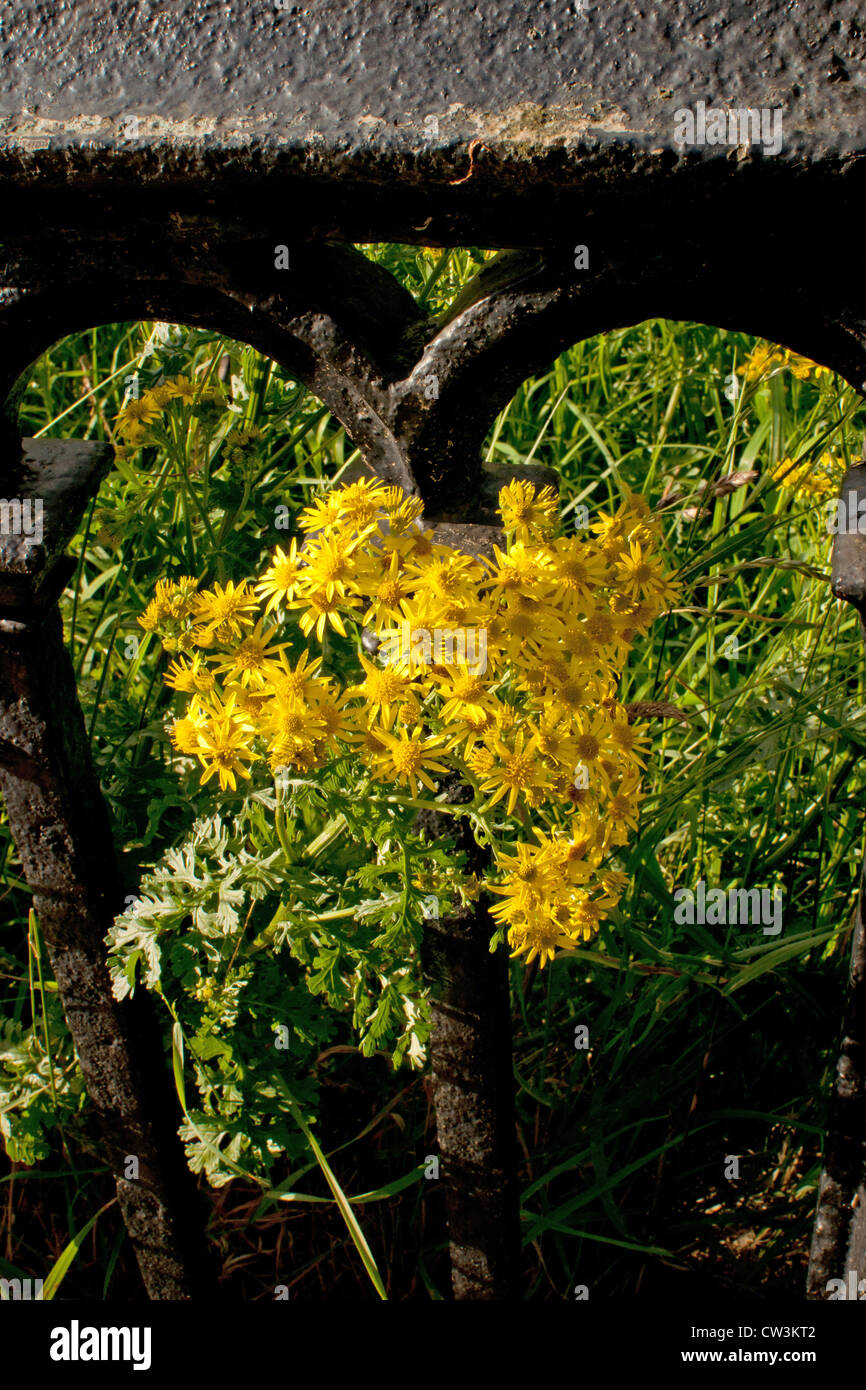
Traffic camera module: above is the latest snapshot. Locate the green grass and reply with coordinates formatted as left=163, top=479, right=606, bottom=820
left=1, top=243, right=864, bottom=1298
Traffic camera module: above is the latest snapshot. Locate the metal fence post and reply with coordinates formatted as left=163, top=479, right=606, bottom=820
left=0, top=438, right=215, bottom=1298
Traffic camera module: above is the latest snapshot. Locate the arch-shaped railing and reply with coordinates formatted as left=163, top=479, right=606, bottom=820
left=1, top=0, right=865, bottom=1299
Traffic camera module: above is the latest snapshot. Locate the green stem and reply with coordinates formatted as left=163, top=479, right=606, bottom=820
left=270, top=1074, right=388, bottom=1300
left=274, top=802, right=294, bottom=861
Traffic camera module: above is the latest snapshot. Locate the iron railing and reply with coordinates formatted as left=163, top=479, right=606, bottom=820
left=0, top=0, right=865, bottom=1299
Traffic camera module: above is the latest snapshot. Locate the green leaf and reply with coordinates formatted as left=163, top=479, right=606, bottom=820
left=272, top=1076, right=388, bottom=1300
left=42, top=1198, right=116, bottom=1300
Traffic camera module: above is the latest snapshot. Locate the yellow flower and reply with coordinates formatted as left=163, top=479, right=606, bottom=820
left=359, top=550, right=413, bottom=625
left=194, top=706, right=256, bottom=791
left=166, top=655, right=214, bottom=693
left=544, top=536, right=608, bottom=608
left=479, top=730, right=541, bottom=815
left=157, top=575, right=198, bottom=611
left=571, top=708, right=614, bottom=774
left=367, top=727, right=450, bottom=798
left=297, top=491, right=346, bottom=534
left=266, top=700, right=324, bottom=763
left=465, top=744, right=496, bottom=777
left=486, top=542, right=551, bottom=599
left=211, top=620, right=289, bottom=688
left=743, top=342, right=832, bottom=385
left=603, top=772, right=643, bottom=836
left=566, top=895, right=606, bottom=942
left=743, top=342, right=784, bottom=381
left=256, top=541, right=305, bottom=612
left=506, top=914, right=572, bottom=969
left=138, top=599, right=162, bottom=633
left=773, top=452, right=842, bottom=501
left=298, top=478, right=388, bottom=535
left=499, top=593, right=561, bottom=662
left=170, top=713, right=206, bottom=755
left=613, top=540, right=667, bottom=598
left=148, top=461, right=676, bottom=930
left=230, top=686, right=269, bottom=720
left=489, top=842, right=552, bottom=917
left=381, top=490, right=425, bottom=534
left=350, top=655, right=415, bottom=730
left=268, top=649, right=323, bottom=705
left=332, top=478, right=390, bottom=528
left=309, top=681, right=359, bottom=742
left=149, top=382, right=177, bottom=408
left=292, top=587, right=354, bottom=641
left=117, top=395, right=159, bottom=439
left=193, top=580, right=258, bottom=640
left=608, top=715, right=651, bottom=770
left=298, top=532, right=364, bottom=604
left=434, top=665, right=496, bottom=725
left=783, top=349, right=832, bottom=383
left=442, top=704, right=496, bottom=757
left=497, top=479, right=558, bottom=540
left=405, top=549, right=485, bottom=607
left=550, top=660, right=595, bottom=717
left=526, top=710, right=576, bottom=767
left=172, top=374, right=197, bottom=406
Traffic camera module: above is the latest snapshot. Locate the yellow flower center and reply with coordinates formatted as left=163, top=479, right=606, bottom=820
left=235, top=638, right=267, bottom=670
left=585, top=613, right=614, bottom=645
left=502, top=752, right=534, bottom=788
left=391, top=741, right=424, bottom=775
left=575, top=734, right=600, bottom=761
left=558, top=679, right=585, bottom=710
left=366, top=669, right=406, bottom=704
left=377, top=577, right=404, bottom=606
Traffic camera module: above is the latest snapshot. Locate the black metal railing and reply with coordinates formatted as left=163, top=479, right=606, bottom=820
left=0, top=0, right=865, bottom=1300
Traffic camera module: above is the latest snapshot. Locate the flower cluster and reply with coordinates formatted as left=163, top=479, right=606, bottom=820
left=742, top=343, right=832, bottom=384
left=772, top=451, right=844, bottom=501
left=116, top=374, right=201, bottom=445
left=142, top=478, right=678, bottom=968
